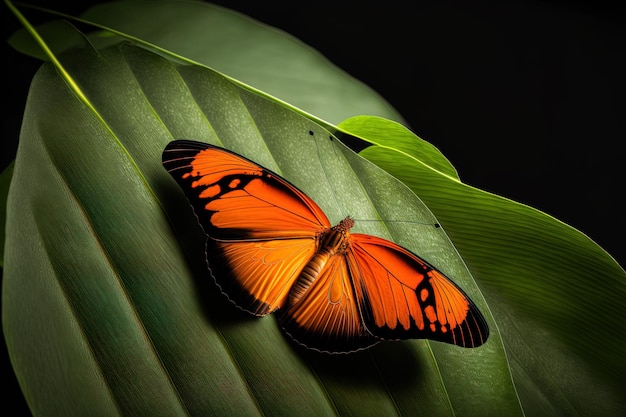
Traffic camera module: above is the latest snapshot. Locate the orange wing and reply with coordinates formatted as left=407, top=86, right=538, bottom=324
left=279, top=250, right=379, bottom=353
left=162, top=140, right=330, bottom=315
left=347, top=233, right=489, bottom=348
left=163, top=140, right=489, bottom=352
left=278, top=232, right=488, bottom=353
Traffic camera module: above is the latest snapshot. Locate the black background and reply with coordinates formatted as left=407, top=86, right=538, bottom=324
left=3, top=1, right=624, bottom=415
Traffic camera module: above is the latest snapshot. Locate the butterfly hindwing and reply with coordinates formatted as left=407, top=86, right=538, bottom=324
left=209, top=238, right=317, bottom=315
left=278, top=253, right=379, bottom=353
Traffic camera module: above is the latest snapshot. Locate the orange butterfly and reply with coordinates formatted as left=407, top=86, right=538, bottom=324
left=162, top=139, right=489, bottom=353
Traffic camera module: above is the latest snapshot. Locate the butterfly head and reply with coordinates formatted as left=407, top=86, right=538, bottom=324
left=334, top=216, right=355, bottom=233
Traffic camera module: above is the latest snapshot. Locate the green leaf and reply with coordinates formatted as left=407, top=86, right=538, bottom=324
left=3, top=27, right=518, bottom=417
left=336, top=116, right=460, bottom=181
left=0, top=162, right=14, bottom=267
left=4, top=1, right=624, bottom=416
left=340, top=116, right=626, bottom=415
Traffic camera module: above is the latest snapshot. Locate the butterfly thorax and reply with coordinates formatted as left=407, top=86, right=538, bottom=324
left=288, top=217, right=354, bottom=306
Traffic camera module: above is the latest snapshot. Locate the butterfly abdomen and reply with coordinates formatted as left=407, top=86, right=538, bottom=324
left=289, top=252, right=329, bottom=306
left=288, top=217, right=355, bottom=306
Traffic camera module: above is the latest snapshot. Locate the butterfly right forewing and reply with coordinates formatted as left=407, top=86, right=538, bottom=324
left=347, top=233, right=489, bottom=348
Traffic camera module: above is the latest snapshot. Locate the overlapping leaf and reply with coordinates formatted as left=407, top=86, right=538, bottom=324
left=339, top=116, right=626, bottom=415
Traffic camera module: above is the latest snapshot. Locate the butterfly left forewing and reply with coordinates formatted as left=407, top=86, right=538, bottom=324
left=347, top=234, right=489, bottom=348
left=162, top=140, right=331, bottom=240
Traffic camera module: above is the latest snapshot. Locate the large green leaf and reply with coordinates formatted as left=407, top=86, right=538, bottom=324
left=3, top=18, right=518, bottom=417
left=3, top=1, right=624, bottom=416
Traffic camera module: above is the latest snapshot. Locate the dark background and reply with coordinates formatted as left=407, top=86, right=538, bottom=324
left=3, top=1, right=624, bottom=415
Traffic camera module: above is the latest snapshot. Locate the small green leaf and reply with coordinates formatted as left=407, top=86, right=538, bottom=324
left=338, top=115, right=460, bottom=180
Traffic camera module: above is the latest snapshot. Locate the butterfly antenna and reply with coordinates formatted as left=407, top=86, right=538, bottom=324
left=309, top=130, right=346, bottom=215
left=309, top=129, right=441, bottom=231
left=354, top=219, right=441, bottom=228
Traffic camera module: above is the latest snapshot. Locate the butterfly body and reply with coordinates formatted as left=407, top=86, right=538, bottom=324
left=292, top=216, right=354, bottom=302
left=163, top=140, right=489, bottom=353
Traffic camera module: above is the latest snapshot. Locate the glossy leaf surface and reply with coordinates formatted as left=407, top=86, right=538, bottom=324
left=3, top=42, right=516, bottom=415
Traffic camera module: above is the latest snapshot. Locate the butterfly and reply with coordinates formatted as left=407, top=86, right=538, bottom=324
left=162, top=139, right=489, bottom=353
